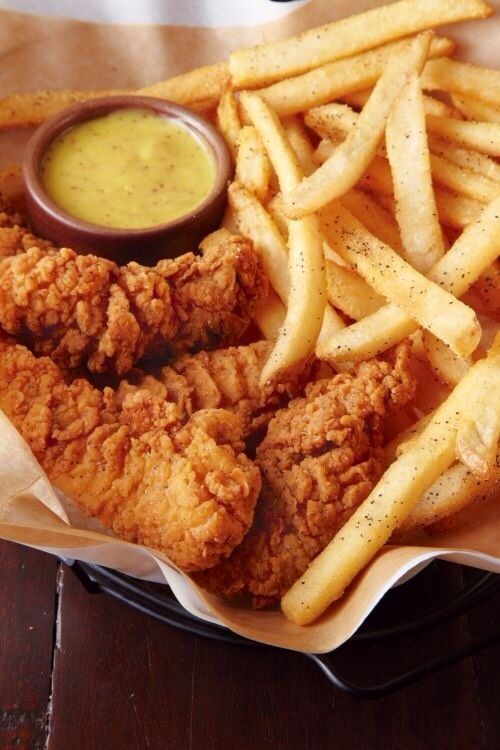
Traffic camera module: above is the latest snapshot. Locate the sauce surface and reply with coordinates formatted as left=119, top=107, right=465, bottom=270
left=40, top=108, right=216, bottom=229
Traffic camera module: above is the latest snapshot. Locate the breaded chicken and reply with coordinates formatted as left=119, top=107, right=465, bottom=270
left=196, top=344, right=416, bottom=605
left=0, top=225, right=267, bottom=374
left=0, top=341, right=261, bottom=572
left=115, top=341, right=310, bottom=437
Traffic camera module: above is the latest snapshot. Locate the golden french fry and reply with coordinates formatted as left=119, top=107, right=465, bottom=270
left=433, top=187, right=482, bottom=228
left=282, top=340, right=500, bottom=625
left=319, top=195, right=500, bottom=362
left=227, top=181, right=289, bottom=303
left=235, top=125, right=272, bottom=202
left=399, top=458, right=500, bottom=533
left=0, top=63, right=230, bottom=130
left=265, top=195, right=288, bottom=238
left=282, top=116, right=317, bottom=176
left=316, top=304, right=346, bottom=353
left=429, top=137, right=500, bottom=183
left=450, top=94, right=500, bottom=124
left=423, top=330, right=471, bottom=386
left=426, top=114, right=500, bottom=156
left=255, top=35, right=454, bottom=118
left=456, top=412, right=500, bottom=479
left=228, top=0, right=486, bottom=87
left=473, top=261, right=500, bottom=319
left=253, top=289, right=286, bottom=341
left=240, top=93, right=326, bottom=385
left=216, top=89, right=242, bottom=158
left=386, top=73, right=444, bottom=272
left=342, top=88, right=460, bottom=118
left=429, top=152, right=500, bottom=203
left=319, top=202, right=480, bottom=357
left=323, top=260, right=385, bottom=321
left=423, top=57, right=500, bottom=108
left=340, top=188, right=402, bottom=253
left=282, top=34, right=433, bottom=218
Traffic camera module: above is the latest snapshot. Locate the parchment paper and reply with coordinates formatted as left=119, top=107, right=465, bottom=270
left=0, top=0, right=499, bottom=653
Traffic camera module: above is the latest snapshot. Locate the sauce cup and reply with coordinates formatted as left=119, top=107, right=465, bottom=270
left=23, top=95, right=232, bottom=265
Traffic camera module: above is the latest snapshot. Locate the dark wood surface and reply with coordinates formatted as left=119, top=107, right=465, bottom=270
left=1, top=540, right=500, bottom=750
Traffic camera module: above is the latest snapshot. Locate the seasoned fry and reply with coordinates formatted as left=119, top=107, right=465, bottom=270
left=386, top=73, right=444, bottom=272
left=450, top=94, right=500, bottom=124
left=423, top=330, right=471, bottom=386
left=319, top=202, right=480, bottom=357
left=429, top=137, right=500, bottom=183
left=316, top=304, right=346, bottom=353
left=340, top=188, right=402, bottom=253
left=342, top=88, right=460, bottom=118
left=0, top=62, right=230, bottom=130
left=433, top=187, right=482, bottom=228
left=253, top=289, right=286, bottom=341
left=282, top=116, right=317, bottom=176
left=216, top=89, right=242, bottom=158
left=228, top=0, right=486, bottom=87
left=282, top=340, right=500, bottom=625
left=235, top=126, right=272, bottom=202
left=282, top=34, right=433, bottom=218
left=429, top=152, right=500, bottom=202
left=256, top=35, right=454, bottom=118
left=323, top=260, right=385, bottom=321
left=240, top=93, right=326, bottom=384
left=423, top=57, right=500, bottom=108
left=426, top=115, right=500, bottom=156
left=319, top=196, right=500, bottom=362
left=473, top=261, right=500, bottom=319
left=456, top=409, right=500, bottom=479
left=227, top=181, right=289, bottom=303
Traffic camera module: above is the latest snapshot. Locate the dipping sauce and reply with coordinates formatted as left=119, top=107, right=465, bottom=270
left=40, top=108, right=216, bottom=229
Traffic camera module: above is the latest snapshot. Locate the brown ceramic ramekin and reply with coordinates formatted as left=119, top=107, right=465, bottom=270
left=22, top=95, right=232, bottom=265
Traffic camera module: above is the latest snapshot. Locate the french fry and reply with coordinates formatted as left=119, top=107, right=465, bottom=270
left=340, top=188, right=402, bottom=253
left=282, top=33, right=433, bottom=218
left=456, top=409, right=500, bottom=479
left=399, top=458, right=500, bottom=533
left=228, top=0, right=486, bottom=88
left=433, top=187, right=482, bottom=228
left=323, top=259, right=385, bottom=321
left=235, top=126, right=272, bottom=202
left=240, top=93, right=326, bottom=385
left=429, top=152, right=500, bottom=203
left=256, top=35, right=454, bottom=118
left=316, top=304, right=346, bottom=352
left=450, top=94, right=500, bottom=124
left=319, top=202, right=480, bottom=357
left=423, top=330, right=471, bottom=386
left=386, top=73, right=445, bottom=272
left=265, top=195, right=288, bottom=238
left=473, top=261, right=500, bottom=319
left=253, top=289, right=286, bottom=341
left=428, top=137, right=500, bottom=183
left=319, top=196, right=500, bottom=362
left=0, top=62, right=230, bottom=130
left=216, top=89, right=241, bottom=159
left=227, top=181, right=289, bottom=303
left=358, top=156, right=395, bottom=197
left=282, top=116, right=317, bottom=176
left=426, top=115, right=500, bottom=157
left=282, top=339, right=500, bottom=625
left=423, top=57, right=500, bottom=108
left=342, top=88, right=460, bottom=118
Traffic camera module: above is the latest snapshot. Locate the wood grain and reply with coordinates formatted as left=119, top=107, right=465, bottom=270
left=0, top=540, right=57, bottom=750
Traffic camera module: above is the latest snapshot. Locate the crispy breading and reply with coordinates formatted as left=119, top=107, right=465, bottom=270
left=0, top=227, right=267, bottom=373
left=0, top=340, right=261, bottom=572
left=115, top=341, right=311, bottom=436
left=196, top=344, right=416, bottom=605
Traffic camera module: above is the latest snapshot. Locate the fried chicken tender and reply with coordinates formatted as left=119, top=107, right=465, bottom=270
left=0, top=340, right=261, bottom=571
left=0, top=225, right=267, bottom=374
left=115, top=341, right=310, bottom=437
left=196, top=344, right=416, bottom=605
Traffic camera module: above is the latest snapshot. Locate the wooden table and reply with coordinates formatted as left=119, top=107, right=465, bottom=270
left=1, top=539, right=500, bottom=750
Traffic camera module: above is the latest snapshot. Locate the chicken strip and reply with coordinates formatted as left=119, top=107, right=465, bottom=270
left=115, top=341, right=311, bottom=437
left=0, top=340, right=261, bottom=572
left=0, top=226, right=267, bottom=374
left=196, top=344, right=416, bottom=605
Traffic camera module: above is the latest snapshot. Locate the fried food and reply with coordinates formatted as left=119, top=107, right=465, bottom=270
left=0, top=340, right=261, bottom=572
left=115, top=341, right=310, bottom=437
left=196, top=343, right=416, bottom=605
left=0, top=225, right=267, bottom=374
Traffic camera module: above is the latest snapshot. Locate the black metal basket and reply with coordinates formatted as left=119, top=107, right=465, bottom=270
left=66, top=558, right=500, bottom=699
